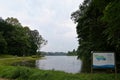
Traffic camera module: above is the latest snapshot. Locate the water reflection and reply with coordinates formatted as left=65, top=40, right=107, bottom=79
left=36, top=56, right=82, bottom=73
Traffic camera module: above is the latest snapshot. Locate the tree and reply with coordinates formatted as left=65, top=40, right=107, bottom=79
left=102, top=0, right=120, bottom=64
left=0, top=17, right=47, bottom=56
left=30, top=30, right=45, bottom=50
left=67, top=49, right=77, bottom=56
left=71, top=0, right=116, bottom=72
left=8, top=26, right=31, bottom=56
left=5, top=17, right=22, bottom=27
left=24, top=27, right=47, bottom=55
left=0, top=32, right=7, bottom=54
left=102, top=0, right=120, bottom=51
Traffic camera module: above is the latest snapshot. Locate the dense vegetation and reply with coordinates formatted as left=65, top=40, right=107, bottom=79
left=71, top=0, right=120, bottom=72
left=67, top=49, right=77, bottom=56
left=0, top=66, right=119, bottom=80
left=0, top=55, right=38, bottom=66
left=0, top=54, right=119, bottom=80
left=41, top=52, right=67, bottom=56
left=0, top=17, right=47, bottom=56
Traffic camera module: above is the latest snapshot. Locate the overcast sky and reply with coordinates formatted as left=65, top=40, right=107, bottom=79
left=0, top=0, right=83, bottom=52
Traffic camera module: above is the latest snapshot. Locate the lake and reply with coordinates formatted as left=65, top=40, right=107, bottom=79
left=36, top=56, right=82, bottom=73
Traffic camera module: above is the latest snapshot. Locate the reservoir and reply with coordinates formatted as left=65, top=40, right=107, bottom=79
left=36, top=56, right=82, bottom=73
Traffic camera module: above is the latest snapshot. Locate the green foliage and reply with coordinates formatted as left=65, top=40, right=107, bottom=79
left=67, top=49, right=77, bottom=56
left=0, top=56, right=39, bottom=66
left=0, top=32, right=7, bottom=54
left=0, top=17, right=47, bottom=56
left=5, top=17, right=22, bottom=27
left=0, top=66, right=119, bottom=80
left=71, top=0, right=120, bottom=72
left=102, top=0, right=120, bottom=50
left=0, top=66, right=17, bottom=78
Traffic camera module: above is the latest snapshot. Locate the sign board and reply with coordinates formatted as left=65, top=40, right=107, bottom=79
left=92, top=52, right=115, bottom=69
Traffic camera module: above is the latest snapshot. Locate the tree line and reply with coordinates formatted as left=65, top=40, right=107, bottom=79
left=67, top=49, right=77, bottom=56
left=0, top=17, right=47, bottom=56
left=71, top=0, right=120, bottom=72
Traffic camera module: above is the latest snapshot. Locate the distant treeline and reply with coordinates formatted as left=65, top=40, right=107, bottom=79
left=0, top=17, right=47, bottom=56
left=41, top=52, right=67, bottom=56
left=67, top=49, right=77, bottom=56
left=40, top=49, right=77, bottom=56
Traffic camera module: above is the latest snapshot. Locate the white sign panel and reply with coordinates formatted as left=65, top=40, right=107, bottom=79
left=93, top=52, right=115, bottom=69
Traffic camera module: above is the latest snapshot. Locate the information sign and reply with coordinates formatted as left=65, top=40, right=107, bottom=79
left=93, top=52, right=115, bottom=69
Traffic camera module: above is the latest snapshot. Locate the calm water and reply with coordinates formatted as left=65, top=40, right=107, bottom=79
left=36, top=56, right=82, bottom=73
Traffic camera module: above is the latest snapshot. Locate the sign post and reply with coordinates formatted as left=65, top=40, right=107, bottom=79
left=91, top=52, right=117, bottom=80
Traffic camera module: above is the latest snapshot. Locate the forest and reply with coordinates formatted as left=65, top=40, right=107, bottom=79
left=71, top=0, right=120, bottom=72
left=0, top=17, right=47, bottom=56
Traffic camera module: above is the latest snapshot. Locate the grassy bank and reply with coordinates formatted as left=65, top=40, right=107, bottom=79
left=0, top=55, right=40, bottom=66
left=0, top=55, right=120, bottom=80
left=0, top=66, right=119, bottom=80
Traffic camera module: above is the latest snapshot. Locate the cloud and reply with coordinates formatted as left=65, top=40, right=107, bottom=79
left=0, top=0, right=83, bottom=52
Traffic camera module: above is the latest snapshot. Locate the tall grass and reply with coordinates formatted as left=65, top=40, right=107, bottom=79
left=0, top=66, right=119, bottom=80
left=0, top=56, right=39, bottom=66
left=0, top=55, right=16, bottom=58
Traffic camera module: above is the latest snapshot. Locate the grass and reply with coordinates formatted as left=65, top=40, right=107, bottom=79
left=0, top=54, right=16, bottom=58
left=0, top=55, right=40, bottom=66
left=0, top=55, right=120, bottom=80
left=0, top=66, right=119, bottom=80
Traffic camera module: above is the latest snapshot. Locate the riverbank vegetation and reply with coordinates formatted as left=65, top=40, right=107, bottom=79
left=0, top=66, right=119, bottom=80
left=71, top=0, right=120, bottom=72
left=0, top=17, right=47, bottom=56
left=67, top=49, right=77, bottom=56
left=0, top=56, right=120, bottom=80
left=0, top=55, right=40, bottom=66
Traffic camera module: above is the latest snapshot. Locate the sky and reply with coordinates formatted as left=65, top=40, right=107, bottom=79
left=0, top=0, right=83, bottom=52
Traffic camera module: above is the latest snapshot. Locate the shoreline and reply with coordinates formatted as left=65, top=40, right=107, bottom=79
left=0, top=55, right=120, bottom=80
